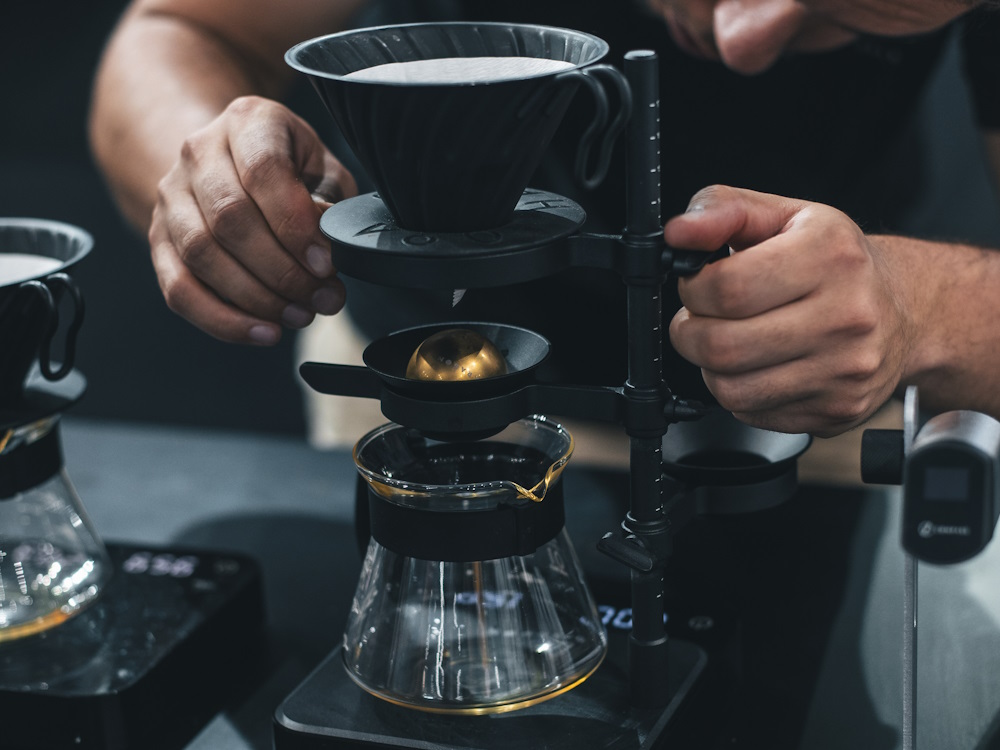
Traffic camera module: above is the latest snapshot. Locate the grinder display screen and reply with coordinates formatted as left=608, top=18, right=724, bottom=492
left=923, top=466, right=971, bottom=502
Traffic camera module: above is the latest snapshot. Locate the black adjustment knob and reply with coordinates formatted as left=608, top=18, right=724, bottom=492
left=597, top=532, right=655, bottom=572
left=861, top=429, right=904, bottom=485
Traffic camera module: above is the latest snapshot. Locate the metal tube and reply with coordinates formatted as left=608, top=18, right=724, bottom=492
left=903, top=554, right=917, bottom=750
left=624, top=50, right=662, bottom=239
left=627, top=284, right=662, bottom=393
left=902, top=387, right=919, bottom=750
left=622, top=49, right=671, bottom=707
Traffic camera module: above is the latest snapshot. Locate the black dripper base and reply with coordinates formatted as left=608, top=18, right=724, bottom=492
left=321, top=188, right=586, bottom=288
left=0, top=541, right=266, bottom=750
left=274, top=638, right=707, bottom=750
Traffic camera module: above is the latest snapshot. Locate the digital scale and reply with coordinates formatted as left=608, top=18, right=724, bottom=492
left=0, top=542, right=265, bottom=750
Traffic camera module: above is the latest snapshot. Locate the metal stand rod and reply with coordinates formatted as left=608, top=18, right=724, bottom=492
left=901, top=386, right=919, bottom=750
left=903, top=554, right=918, bottom=750
left=621, top=49, right=672, bottom=708
left=625, top=50, right=663, bottom=240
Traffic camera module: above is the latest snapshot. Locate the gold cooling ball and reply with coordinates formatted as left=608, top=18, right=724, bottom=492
left=405, top=329, right=509, bottom=381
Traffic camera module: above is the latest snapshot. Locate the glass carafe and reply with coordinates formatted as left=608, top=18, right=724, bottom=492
left=345, top=415, right=607, bottom=714
left=0, top=417, right=111, bottom=641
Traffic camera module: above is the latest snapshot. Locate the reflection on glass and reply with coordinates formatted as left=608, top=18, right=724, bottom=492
left=0, top=418, right=111, bottom=642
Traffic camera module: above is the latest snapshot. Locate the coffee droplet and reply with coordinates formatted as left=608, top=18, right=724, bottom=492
left=406, top=329, right=508, bottom=381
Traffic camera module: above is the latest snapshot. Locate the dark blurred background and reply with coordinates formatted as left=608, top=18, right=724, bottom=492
left=3, top=1, right=999, bottom=438
left=3, top=0, right=312, bottom=436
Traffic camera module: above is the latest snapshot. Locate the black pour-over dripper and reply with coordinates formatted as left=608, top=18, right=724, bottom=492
left=285, top=22, right=628, bottom=232
left=0, top=219, right=90, bottom=408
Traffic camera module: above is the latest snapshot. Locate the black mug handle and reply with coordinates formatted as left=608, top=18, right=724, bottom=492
left=559, top=64, right=633, bottom=190
left=37, top=273, right=85, bottom=381
left=13, top=279, right=57, bottom=344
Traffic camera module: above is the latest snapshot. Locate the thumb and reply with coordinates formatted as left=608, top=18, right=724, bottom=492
left=290, top=109, right=358, bottom=204
left=664, top=185, right=809, bottom=251
left=311, top=193, right=333, bottom=214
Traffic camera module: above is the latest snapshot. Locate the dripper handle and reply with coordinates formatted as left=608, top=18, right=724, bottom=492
left=299, top=361, right=382, bottom=399
left=37, top=273, right=85, bottom=382
left=565, top=64, right=633, bottom=190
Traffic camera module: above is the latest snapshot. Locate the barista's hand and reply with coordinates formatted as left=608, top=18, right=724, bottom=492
left=666, top=185, right=914, bottom=437
left=149, top=95, right=357, bottom=345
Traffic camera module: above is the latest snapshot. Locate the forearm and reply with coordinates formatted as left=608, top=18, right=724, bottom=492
left=88, top=0, right=366, bottom=233
left=89, top=9, right=269, bottom=231
left=880, top=234, right=1000, bottom=418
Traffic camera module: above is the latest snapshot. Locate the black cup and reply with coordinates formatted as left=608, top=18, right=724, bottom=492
left=286, top=22, right=631, bottom=232
left=0, top=219, right=91, bottom=405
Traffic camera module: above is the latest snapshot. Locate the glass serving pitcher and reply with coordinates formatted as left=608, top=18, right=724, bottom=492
left=345, top=415, right=607, bottom=714
left=0, top=416, right=111, bottom=642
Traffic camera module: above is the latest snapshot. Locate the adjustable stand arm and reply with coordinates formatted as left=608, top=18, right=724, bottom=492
left=862, top=388, right=920, bottom=750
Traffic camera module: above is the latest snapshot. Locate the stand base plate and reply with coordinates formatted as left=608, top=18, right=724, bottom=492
left=274, top=639, right=706, bottom=750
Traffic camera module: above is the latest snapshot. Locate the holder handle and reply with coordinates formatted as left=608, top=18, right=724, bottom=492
left=669, top=245, right=732, bottom=276
left=562, top=64, right=633, bottom=190
left=298, top=362, right=382, bottom=399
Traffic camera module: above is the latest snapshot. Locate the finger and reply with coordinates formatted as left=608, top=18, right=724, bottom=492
left=676, top=230, right=820, bottom=319
left=669, top=301, right=823, bottom=374
left=731, top=407, right=860, bottom=439
left=307, top=150, right=358, bottom=205
left=663, top=184, right=809, bottom=252
left=150, top=217, right=283, bottom=346
left=700, top=354, right=888, bottom=437
left=706, top=365, right=867, bottom=437
left=228, top=105, right=353, bottom=280
left=311, top=194, right=334, bottom=213
left=160, top=182, right=341, bottom=327
left=702, top=359, right=822, bottom=415
left=672, top=292, right=889, bottom=392
left=184, top=142, right=337, bottom=313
